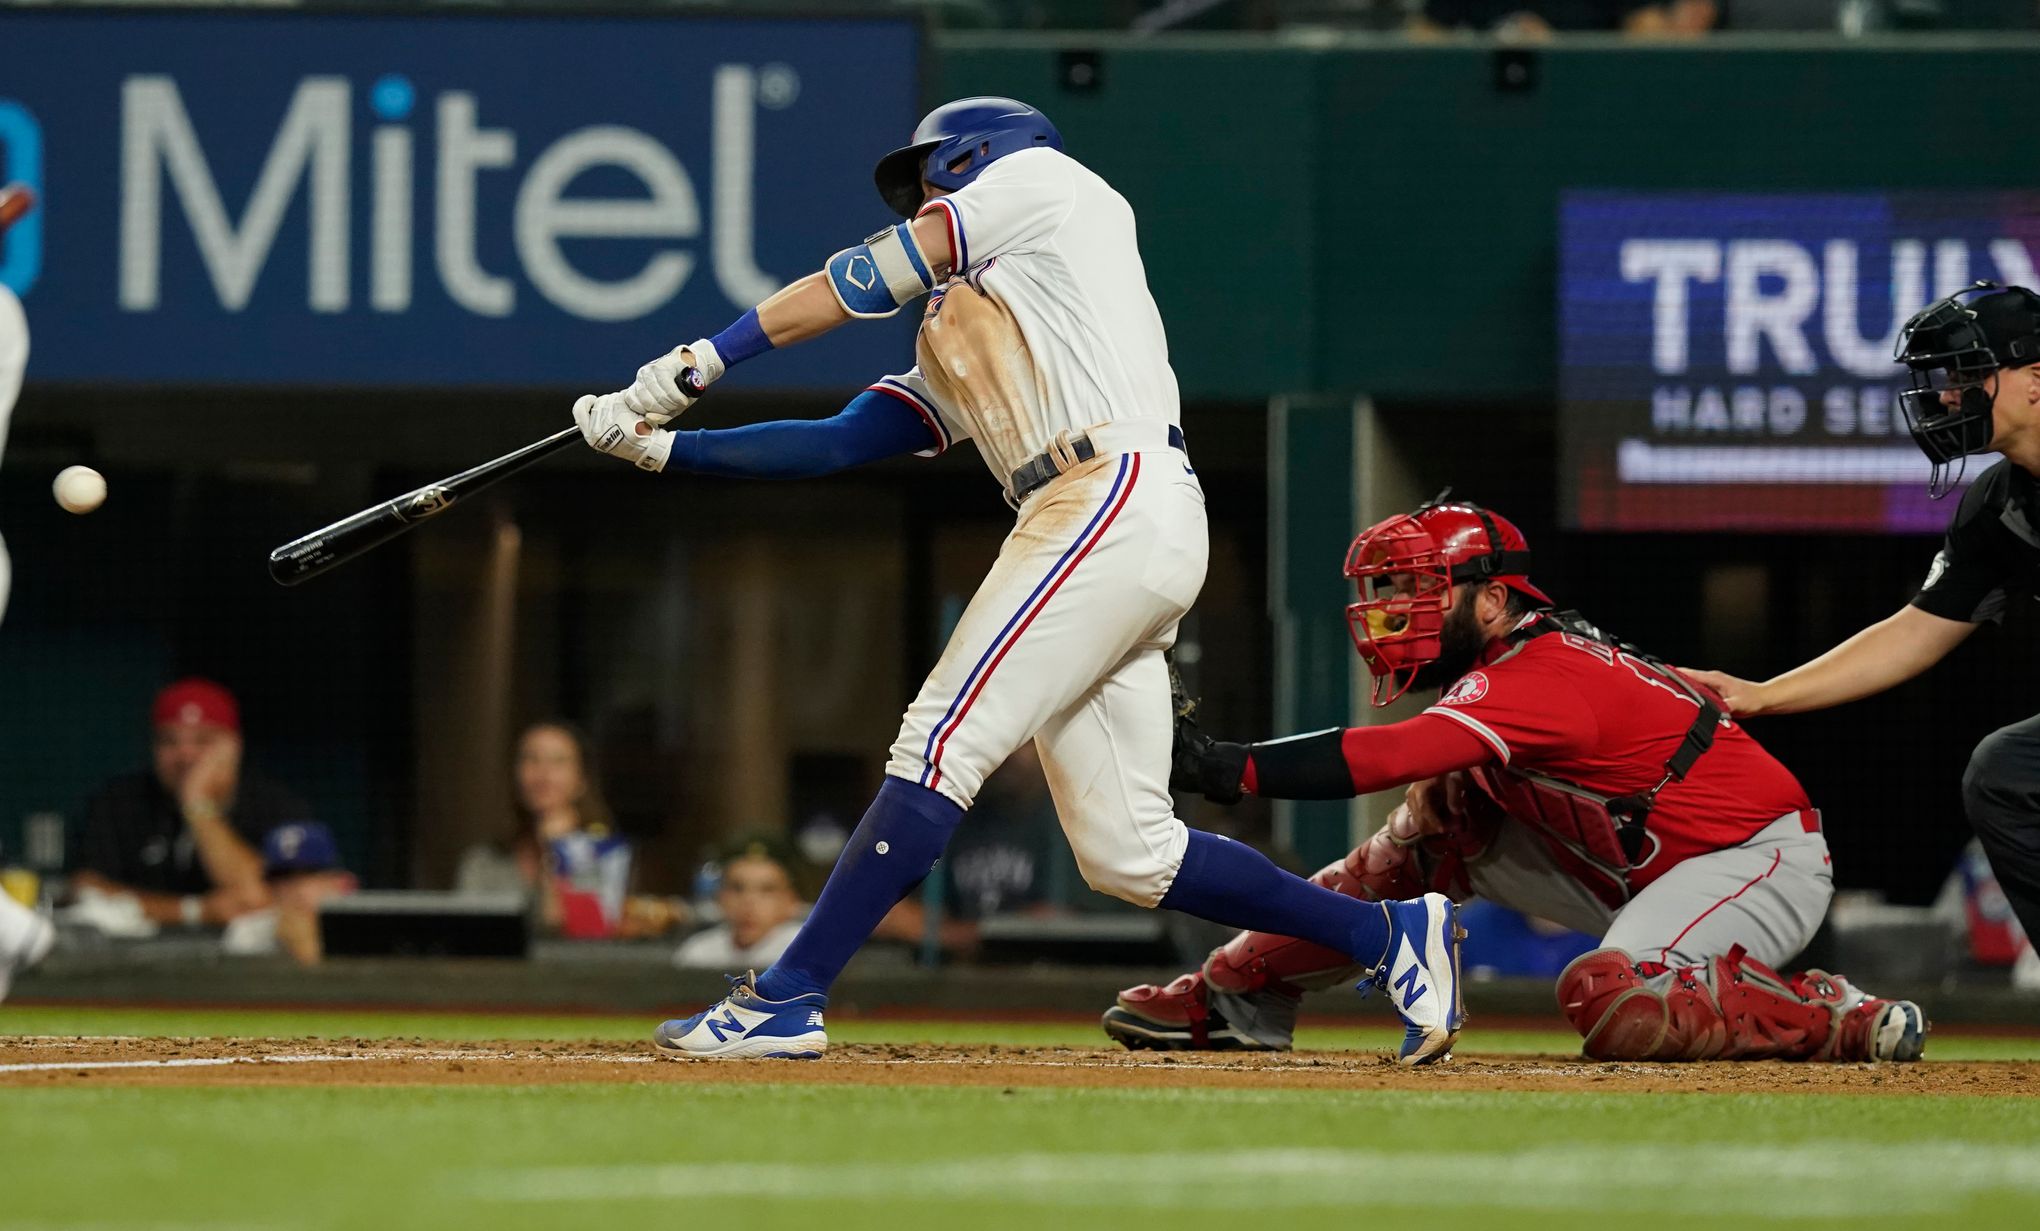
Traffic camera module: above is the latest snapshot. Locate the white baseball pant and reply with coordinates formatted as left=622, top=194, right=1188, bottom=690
left=885, top=426, right=1207, bottom=906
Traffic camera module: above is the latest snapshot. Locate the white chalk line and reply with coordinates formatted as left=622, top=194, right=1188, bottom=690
left=463, top=1144, right=2040, bottom=1218
left=0, top=1048, right=1460, bottom=1077
left=0, top=1051, right=1322, bottom=1076
left=0, top=1051, right=658, bottom=1074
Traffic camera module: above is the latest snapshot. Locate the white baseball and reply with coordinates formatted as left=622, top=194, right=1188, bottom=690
left=53, top=465, right=107, bottom=515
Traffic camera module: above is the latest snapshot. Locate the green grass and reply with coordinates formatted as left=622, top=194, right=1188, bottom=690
left=5, top=1004, right=2039, bottom=1060
left=4, top=1007, right=2039, bottom=1230
left=3, top=1083, right=2039, bottom=1231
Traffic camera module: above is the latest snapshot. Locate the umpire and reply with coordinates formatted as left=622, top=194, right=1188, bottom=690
left=1688, top=282, right=2040, bottom=952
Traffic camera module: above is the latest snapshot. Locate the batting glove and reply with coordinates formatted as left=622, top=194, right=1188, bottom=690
left=620, top=338, right=724, bottom=427
left=574, top=394, right=673, bottom=473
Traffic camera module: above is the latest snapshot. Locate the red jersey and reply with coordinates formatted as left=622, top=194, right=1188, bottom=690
left=1424, top=626, right=1810, bottom=889
left=1315, top=617, right=1813, bottom=895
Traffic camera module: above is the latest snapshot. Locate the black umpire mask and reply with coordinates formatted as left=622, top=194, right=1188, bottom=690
left=1895, top=282, right=2040, bottom=498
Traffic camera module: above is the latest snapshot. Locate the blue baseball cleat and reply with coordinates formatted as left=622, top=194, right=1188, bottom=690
left=1369, top=893, right=1468, bottom=1066
left=654, top=973, right=829, bottom=1060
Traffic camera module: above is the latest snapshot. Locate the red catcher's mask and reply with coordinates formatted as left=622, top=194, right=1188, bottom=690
left=1343, top=501, right=1550, bottom=707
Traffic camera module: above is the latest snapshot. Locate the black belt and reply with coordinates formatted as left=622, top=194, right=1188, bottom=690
left=1009, top=424, right=1187, bottom=503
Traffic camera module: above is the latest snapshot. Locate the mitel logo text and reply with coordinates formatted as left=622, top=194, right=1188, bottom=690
left=120, top=66, right=793, bottom=321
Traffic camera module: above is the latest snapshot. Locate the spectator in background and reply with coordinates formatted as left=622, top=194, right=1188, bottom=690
left=71, top=679, right=314, bottom=930
left=221, top=822, right=359, bottom=965
left=673, top=834, right=811, bottom=970
left=457, top=721, right=605, bottom=897
left=1414, top=0, right=1716, bottom=36
left=874, top=744, right=1097, bottom=958
left=457, top=721, right=683, bottom=937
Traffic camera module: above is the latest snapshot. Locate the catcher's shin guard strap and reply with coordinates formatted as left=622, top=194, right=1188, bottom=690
left=1246, top=728, right=1354, bottom=800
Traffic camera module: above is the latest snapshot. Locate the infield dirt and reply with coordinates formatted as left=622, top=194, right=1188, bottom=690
left=3, top=1036, right=2035, bottom=1096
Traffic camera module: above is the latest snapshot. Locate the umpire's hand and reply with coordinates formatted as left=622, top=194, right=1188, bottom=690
left=1171, top=713, right=1250, bottom=804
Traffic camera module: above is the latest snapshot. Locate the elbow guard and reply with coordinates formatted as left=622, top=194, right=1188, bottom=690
left=825, top=222, right=937, bottom=319
left=1248, top=728, right=1357, bottom=800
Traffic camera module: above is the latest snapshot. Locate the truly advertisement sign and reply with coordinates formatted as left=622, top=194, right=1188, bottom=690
left=0, top=11, right=919, bottom=386
left=1560, top=192, right=2040, bottom=531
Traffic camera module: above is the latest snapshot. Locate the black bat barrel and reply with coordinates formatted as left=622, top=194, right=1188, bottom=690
left=268, top=488, right=451, bottom=586
left=267, top=371, right=702, bottom=587
left=267, top=427, right=583, bottom=586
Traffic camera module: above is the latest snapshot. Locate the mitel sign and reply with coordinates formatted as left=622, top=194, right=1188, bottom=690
left=0, top=11, right=919, bottom=386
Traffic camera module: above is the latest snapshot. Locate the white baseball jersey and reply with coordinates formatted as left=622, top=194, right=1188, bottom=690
left=866, top=147, right=1181, bottom=490
left=848, top=148, right=1207, bottom=907
left=0, top=284, right=27, bottom=625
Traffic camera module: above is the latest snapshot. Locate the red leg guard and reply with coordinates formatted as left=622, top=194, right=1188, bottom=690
left=1657, top=965, right=1729, bottom=1060
left=1113, top=972, right=1214, bottom=1048
left=1558, top=947, right=1669, bottom=1060
left=1795, top=970, right=1927, bottom=1062
left=1560, top=947, right=1922, bottom=1063
left=1710, top=947, right=1834, bottom=1060
left=1559, top=948, right=1730, bottom=1061
left=1203, top=849, right=1374, bottom=997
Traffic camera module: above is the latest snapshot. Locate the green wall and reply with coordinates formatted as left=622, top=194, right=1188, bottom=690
left=938, top=34, right=2040, bottom=400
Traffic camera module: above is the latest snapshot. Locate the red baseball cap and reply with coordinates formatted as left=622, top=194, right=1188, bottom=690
left=151, top=678, right=240, bottom=733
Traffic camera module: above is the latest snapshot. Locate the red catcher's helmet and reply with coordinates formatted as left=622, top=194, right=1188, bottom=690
left=1344, top=497, right=1552, bottom=707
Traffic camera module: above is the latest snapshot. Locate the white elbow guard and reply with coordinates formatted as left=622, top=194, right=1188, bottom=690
left=825, top=222, right=937, bottom=319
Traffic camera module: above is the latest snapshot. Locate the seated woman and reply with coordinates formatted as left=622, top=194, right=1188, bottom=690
left=673, top=834, right=810, bottom=970
left=458, top=721, right=682, bottom=938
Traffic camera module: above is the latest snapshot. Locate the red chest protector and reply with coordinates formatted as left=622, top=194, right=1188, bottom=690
left=1466, top=612, right=1725, bottom=910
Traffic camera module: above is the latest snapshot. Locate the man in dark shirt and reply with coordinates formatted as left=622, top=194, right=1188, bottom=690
left=1688, top=284, right=2040, bottom=951
left=73, top=679, right=315, bottom=928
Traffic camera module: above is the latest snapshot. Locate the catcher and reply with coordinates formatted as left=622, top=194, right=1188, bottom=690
left=1106, top=496, right=1926, bottom=1062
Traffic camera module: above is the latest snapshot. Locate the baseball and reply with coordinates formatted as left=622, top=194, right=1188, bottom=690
left=53, top=465, right=107, bottom=515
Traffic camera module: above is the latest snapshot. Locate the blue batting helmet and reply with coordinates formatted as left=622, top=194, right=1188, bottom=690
left=873, top=97, right=1063, bottom=218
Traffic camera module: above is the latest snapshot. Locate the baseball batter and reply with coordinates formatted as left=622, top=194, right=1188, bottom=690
left=0, top=182, right=56, bottom=1002
left=574, top=98, right=1465, bottom=1064
left=1106, top=498, right=1925, bottom=1063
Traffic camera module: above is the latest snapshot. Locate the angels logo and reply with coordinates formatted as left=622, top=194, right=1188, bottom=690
left=1440, top=672, right=1490, bottom=706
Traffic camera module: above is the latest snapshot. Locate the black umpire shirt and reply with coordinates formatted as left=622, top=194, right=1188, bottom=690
left=75, top=770, right=314, bottom=897
left=1913, top=459, right=2040, bottom=625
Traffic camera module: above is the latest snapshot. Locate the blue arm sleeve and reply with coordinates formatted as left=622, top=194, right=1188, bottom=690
left=665, top=389, right=937, bottom=479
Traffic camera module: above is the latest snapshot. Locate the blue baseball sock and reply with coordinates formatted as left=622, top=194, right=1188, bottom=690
left=753, top=777, right=963, bottom=1002
left=1159, top=829, right=1392, bottom=968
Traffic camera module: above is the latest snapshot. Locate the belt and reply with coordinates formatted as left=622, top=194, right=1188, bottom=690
left=1008, top=422, right=1188, bottom=504
left=1799, top=809, right=1823, bottom=835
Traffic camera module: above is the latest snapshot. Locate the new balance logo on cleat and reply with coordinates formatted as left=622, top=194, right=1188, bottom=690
left=1368, top=894, right=1466, bottom=1067
left=1393, top=962, right=1428, bottom=1010
left=655, top=976, right=831, bottom=1060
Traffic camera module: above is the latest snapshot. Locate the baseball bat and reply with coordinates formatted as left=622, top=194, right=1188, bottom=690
left=267, top=428, right=579, bottom=586
left=268, top=370, right=703, bottom=586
